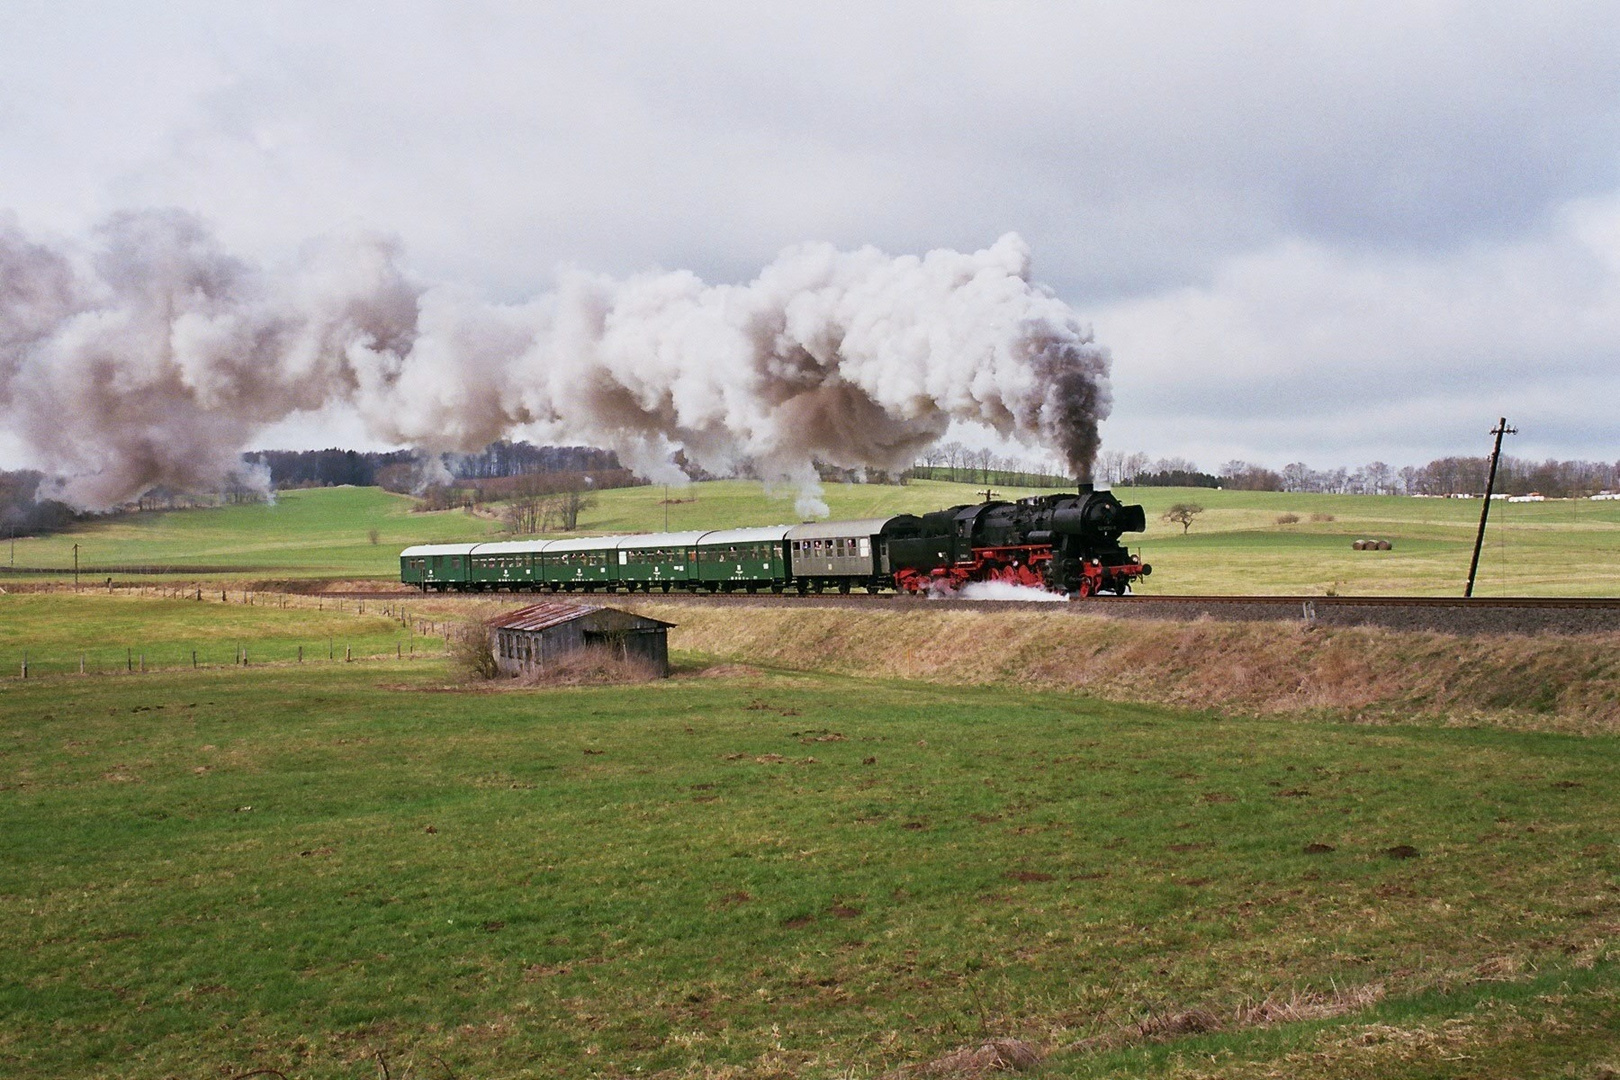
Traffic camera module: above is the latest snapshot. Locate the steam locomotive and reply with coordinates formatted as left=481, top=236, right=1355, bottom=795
left=401, top=484, right=1150, bottom=598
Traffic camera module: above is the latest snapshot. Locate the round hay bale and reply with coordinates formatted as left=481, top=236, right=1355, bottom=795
left=1377, top=539, right=1392, bottom=550
left=1352, top=539, right=1366, bottom=551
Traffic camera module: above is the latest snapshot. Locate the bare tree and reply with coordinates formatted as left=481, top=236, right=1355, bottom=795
left=1162, top=502, right=1205, bottom=534
left=541, top=490, right=595, bottom=531
left=972, top=447, right=995, bottom=484
left=505, top=495, right=543, bottom=534
left=1364, top=461, right=1392, bottom=494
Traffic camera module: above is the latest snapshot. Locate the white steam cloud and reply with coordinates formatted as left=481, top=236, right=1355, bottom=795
left=0, top=210, right=1112, bottom=515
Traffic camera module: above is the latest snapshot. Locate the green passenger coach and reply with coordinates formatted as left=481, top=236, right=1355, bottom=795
left=616, top=531, right=708, bottom=591
left=695, top=526, right=791, bottom=591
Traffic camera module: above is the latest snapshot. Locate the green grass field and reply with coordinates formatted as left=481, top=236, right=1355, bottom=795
left=0, top=593, right=442, bottom=678
left=4, top=481, right=1618, bottom=595
left=2, top=657, right=1616, bottom=1078
left=1, top=486, right=502, bottom=580
left=1119, top=488, right=1620, bottom=597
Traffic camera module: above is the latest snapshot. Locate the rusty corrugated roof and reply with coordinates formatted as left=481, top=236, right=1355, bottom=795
left=488, top=602, right=604, bottom=632
left=488, top=602, right=674, bottom=632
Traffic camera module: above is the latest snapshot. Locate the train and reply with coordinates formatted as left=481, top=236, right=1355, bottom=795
left=400, top=483, right=1150, bottom=599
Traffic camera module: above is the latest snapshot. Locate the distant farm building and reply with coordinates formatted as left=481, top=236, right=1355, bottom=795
left=489, top=602, right=674, bottom=678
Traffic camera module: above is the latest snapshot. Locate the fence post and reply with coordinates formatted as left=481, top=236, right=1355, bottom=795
left=298, top=645, right=303, bottom=664
left=127, top=648, right=132, bottom=673
left=139, top=653, right=144, bottom=673
left=345, top=645, right=352, bottom=662
left=80, top=653, right=85, bottom=675
left=192, top=650, right=197, bottom=669
left=20, top=652, right=25, bottom=679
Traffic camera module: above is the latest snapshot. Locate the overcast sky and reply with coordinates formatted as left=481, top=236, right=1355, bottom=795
left=4, top=1, right=1618, bottom=473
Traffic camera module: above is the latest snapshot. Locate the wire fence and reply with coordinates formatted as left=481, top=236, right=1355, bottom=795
left=7, top=636, right=453, bottom=680
left=3, top=585, right=465, bottom=680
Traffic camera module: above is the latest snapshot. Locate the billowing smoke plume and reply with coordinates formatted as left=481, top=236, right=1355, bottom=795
left=0, top=210, right=1113, bottom=515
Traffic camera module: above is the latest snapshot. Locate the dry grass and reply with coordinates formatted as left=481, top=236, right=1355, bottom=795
left=513, top=646, right=663, bottom=686
left=1069, top=1008, right=1224, bottom=1053
left=625, top=602, right=1620, bottom=732
left=1232, top=983, right=1388, bottom=1026
left=885, top=1038, right=1044, bottom=1078
left=447, top=619, right=500, bottom=681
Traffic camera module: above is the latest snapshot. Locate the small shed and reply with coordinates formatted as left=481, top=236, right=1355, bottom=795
left=488, top=602, right=674, bottom=678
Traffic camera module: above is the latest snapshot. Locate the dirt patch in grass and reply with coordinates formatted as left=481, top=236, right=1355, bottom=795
left=690, top=662, right=768, bottom=679
left=887, top=1038, right=1043, bottom=1078
left=627, top=602, right=1620, bottom=732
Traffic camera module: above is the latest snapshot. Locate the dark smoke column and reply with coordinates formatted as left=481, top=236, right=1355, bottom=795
left=1027, top=328, right=1111, bottom=483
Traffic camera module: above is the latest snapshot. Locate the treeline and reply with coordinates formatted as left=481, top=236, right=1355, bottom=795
left=908, top=465, right=1074, bottom=489
left=1098, top=452, right=1620, bottom=497
left=448, top=442, right=623, bottom=479
left=246, top=442, right=628, bottom=491
left=248, top=448, right=416, bottom=489
left=911, top=441, right=1073, bottom=488
left=416, top=469, right=643, bottom=515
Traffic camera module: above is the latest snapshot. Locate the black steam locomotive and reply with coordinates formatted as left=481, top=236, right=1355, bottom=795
left=883, top=484, right=1150, bottom=596
left=401, top=484, right=1150, bottom=598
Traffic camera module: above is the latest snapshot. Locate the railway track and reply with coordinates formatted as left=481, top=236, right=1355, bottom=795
left=311, top=586, right=1620, bottom=635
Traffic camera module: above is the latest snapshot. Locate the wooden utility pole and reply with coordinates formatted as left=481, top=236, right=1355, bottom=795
left=1465, top=417, right=1515, bottom=598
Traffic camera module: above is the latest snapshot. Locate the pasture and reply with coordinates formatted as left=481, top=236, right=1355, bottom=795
left=2, top=628, right=1617, bottom=1078
left=0, top=592, right=439, bottom=680
left=3, top=480, right=1618, bottom=596
left=1, top=486, right=502, bottom=581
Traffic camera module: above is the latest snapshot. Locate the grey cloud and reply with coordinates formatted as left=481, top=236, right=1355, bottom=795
left=1, top=2, right=1618, bottom=471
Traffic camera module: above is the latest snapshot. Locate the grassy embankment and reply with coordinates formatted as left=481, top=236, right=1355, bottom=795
left=620, top=601, right=1620, bottom=735
left=2, top=654, right=1617, bottom=1079
left=4, top=480, right=1618, bottom=595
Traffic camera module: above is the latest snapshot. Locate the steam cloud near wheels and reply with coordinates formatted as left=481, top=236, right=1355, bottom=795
left=0, top=209, right=1112, bottom=516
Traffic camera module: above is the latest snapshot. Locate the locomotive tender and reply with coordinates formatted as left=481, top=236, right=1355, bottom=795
left=400, top=484, right=1150, bottom=598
